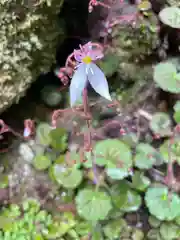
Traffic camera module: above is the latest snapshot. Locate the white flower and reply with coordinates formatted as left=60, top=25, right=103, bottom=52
left=69, top=42, right=112, bottom=107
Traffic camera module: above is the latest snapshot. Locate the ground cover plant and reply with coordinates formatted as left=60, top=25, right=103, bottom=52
left=0, top=0, right=180, bottom=239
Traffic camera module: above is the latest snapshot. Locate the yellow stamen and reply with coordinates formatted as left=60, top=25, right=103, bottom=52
left=82, top=56, right=92, bottom=64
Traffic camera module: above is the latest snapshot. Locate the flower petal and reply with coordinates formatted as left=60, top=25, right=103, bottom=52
left=70, top=63, right=87, bottom=107
left=88, top=63, right=112, bottom=101
left=23, top=128, right=31, bottom=138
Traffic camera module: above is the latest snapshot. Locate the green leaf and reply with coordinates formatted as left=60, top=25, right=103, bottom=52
left=75, top=189, right=112, bottom=222
left=160, top=222, right=180, bottom=240
left=75, top=222, right=92, bottom=237
left=111, top=181, right=130, bottom=209
left=52, top=164, right=83, bottom=189
left=36, top=123, right=52, bottom=146
left=111, top=182, right=142, bottom=212
left=103, top=219, right=127, bottom=239
left=174, top=111, right=180, bottom=123
left=173, top=101, right=180, bottom=112
left=145, top=185, right=180, bottom=221
left=153, top=62, right=180, bottom=93
left=94, top=139, right=132, bottom=180
left=0, top=174, right=9, bottom=188
left=34, top=234, right=44, bottom=240
left=91, top=230, right=103, bottom=240
left=33, top=155, right=51, bottom=170
left=65, top=151, right=82, bottom=168
left=0, top=216, right=13, bottom=231
left=175, top=215, right=180, bottom=226
left=159, top=7, right=180, bottom=28
left=149, top=112, right=172, bottom=136
left=147, top=229, right=162, bottom=240
left=134, top=143, right=158, bottom=169
left=173, top=101, right=180, bottom=123
left=132, top=229, right=144, bottom=240
left=148, top=216, right=161, bottom=228
left=160, top=139, right=180, bottom=165
left=132, top=171, right=151, bottom=191
left=49, top=128, right=68, bottom=151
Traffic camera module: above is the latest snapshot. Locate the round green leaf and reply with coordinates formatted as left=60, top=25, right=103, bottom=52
left=147, top=229, right=162, bottom=240
left=120, top=189, right=142, bottom=212
left=174, top=111, right=180, bottom=123
left=33, top=155, right=51, bottom=170
left=52, top=164, right=83, bottom=189
left=75, top=189, right=112, bottom=222
left=160, top=222, right=180, bottom=240
left=49, top=128, right=68, bottom=151
left=111, top=182, right=142, bottom=212
left=174, top=101, right=180, bottom=112
left=153, top=62, right=180, bottom=93
left=145, top=186, right=180, bottom=221
left=103, top=219, right=127, bottom=239
left=132, top=171, right=151, bottom=191
left=150, top=112, right=172, bottom=136
left=160, top=139, right=180, bottom=165
left=148, top=215, right=161, bottom=228
left=159, top=7, right=180, bottom=28
left=132, top=229, right=144, bottom=240
left=94, top=139, right=132, bottom=180
left=134, top=143, right=158, bottom=169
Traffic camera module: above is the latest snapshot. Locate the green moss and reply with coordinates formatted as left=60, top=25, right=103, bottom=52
left=0, top=0, right=65, bottom=113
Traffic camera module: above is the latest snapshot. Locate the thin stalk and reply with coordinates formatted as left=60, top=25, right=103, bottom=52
left=166, top=137, right=175, bottom=188
left=82, top=88, right=98, bottom=184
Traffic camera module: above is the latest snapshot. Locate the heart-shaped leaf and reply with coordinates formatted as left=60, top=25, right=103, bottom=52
left=150, top=112, right=172, bottom=136
left=159, top=7, right=180, bottom=28
left=160, top=222, right=180, bottom=240
left=103, top=219, right=127, bottom=239
left=33, top=155, right=51, bottom=170
left=94, top=139, right=132, bottom=180
left=153, top=62, right=180, bottom=93
left=111, top=181, right=142, bottom=212
left=75, top=189, right=112, bottom=222
left=134, top=143, right=158, bottom=169
left=160, top=139, right=180, bottom=165
left=52, top=164, right=83, bottom=189
left=49, top=128, right=68, bottom=151
left=148, top=216, right=161, bottom=228
left=145, top=185, right=180, bottom=221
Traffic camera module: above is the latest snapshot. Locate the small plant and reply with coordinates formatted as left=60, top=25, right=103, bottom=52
left=159, top=7, right=180, bottom=28
left=153, top=61, right=180, bottom=93
left=1, top=2, right=180, bottom=238
left=0, top=199, right=77, bottom=239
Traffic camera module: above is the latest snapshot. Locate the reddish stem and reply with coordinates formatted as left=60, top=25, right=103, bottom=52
left=82, top=88, right=98, bottom=184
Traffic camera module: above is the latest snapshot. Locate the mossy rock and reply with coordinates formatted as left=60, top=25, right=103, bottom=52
left=0, top=0, right=65, bottom=113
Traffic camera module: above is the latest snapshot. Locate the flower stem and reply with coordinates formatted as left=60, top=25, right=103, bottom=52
left=82, top=88, right=98, bottom=184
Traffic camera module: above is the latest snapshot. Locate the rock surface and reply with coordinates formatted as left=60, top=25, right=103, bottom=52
left=0, top=0, right=64, bottom=113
